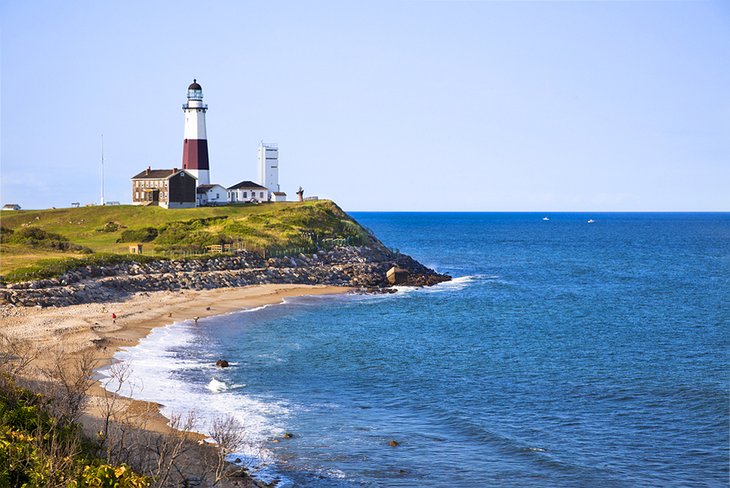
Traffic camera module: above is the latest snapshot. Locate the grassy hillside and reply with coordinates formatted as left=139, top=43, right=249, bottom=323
left=0, top=201, right=372, bottom=280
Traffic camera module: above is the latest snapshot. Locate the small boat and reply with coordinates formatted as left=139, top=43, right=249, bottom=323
left=587, top=219, right=596, bottom=224
left=542, top=217, right=550, bottom=221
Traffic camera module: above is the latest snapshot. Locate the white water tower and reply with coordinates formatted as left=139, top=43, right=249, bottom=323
left=257, top=141, right=279, bottom=199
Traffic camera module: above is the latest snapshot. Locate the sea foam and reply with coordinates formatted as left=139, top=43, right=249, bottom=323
left=98, top=320, right=289, bottom=478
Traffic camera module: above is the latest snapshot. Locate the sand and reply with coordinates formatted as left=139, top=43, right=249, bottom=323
left=0, top=284, right=352, bottom=482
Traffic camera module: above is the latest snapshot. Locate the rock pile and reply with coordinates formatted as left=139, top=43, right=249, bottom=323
left=0, top=245, right=450, bottom=307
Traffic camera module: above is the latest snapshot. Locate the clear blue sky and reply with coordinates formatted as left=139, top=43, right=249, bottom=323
left=1, top=0, right=728, bottom=211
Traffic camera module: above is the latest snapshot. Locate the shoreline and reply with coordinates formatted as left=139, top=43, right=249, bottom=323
left=0, top=283, right=353, bottom=483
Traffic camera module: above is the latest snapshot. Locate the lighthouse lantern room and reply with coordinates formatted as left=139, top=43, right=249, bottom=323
left=182, top=79, right=210, bottom=185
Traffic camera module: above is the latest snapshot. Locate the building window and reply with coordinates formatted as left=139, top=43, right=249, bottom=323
left=243, top=191, right=248, bottom=198
left=260, top=192, right=264, bottom=198
left=216, top=193, right=219, bottom=199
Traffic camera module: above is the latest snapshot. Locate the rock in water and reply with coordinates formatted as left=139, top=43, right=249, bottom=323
left=215, top=359, right=229, bottom=368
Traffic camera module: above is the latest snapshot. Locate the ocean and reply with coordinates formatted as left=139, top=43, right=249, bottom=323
left=105, top=212, right=729, bottom=487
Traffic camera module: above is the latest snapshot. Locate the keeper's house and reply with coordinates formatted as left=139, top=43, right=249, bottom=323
left=196, top=184, right=228, bottom=206
left=228, top=180, right=269, bottom=203
left=131, top=167, right=197, bottom=208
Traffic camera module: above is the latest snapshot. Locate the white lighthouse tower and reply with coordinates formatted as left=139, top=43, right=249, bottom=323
left=182, top=79, right=210, bottom=185
left=257, top=141, right=279, bottom=198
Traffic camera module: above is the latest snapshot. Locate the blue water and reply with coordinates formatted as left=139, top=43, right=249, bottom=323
left=113, top=213, right=729, bottom=487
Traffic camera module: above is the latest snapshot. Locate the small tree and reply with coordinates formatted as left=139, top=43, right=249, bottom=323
left=206, top=416, right=246, bottom=485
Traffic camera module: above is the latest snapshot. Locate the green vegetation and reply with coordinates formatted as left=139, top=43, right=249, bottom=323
left=118, top=227, right=158, bottom=243
left=0, top=201, right=373, bottom=282
left=2, top=254, right=163, bottom=283
left=0, top=376, right=148, bottom=487
left=95, top=221, right=125, bottom=233
left=0, top=227, right=92, bottom=254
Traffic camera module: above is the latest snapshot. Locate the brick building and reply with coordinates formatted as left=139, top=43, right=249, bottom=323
left=131, top=167, right=196, bottom=208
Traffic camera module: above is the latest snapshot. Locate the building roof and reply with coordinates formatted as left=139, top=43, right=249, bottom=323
left=272, top=192, right=287, bottom=195
left=131, top=168, right=196, bottom=180
left=132, top=168, right=177, bottom=179
left=228, top=180, right=268, bottom=190
left=188, top=79, right=202, bottom=90
left=2, top=204, right=21, bottom=210
left=196, top=184, right=225, bottom=194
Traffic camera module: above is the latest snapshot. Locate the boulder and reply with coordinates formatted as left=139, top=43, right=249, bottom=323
left=215, top=359, right=229, bottom=368
left=386, top=266, right=410, bottom=285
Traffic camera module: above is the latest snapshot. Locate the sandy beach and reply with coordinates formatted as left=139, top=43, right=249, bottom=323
left=0, top=284, right=352, bottom=482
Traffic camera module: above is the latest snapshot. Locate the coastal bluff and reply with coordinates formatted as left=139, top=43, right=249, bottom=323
left=1, top=244, right=450, bottom=307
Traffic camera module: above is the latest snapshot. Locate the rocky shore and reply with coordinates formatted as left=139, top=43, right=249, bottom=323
left=1, top=245, right=450, bottom=307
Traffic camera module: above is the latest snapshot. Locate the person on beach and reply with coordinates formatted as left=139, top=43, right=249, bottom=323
left=112, top=313, right=116, bottom=324
left=193, top=316, right=199, bottom=325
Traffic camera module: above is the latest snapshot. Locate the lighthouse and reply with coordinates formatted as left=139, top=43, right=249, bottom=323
left=182, top=79, right=210, bottom=185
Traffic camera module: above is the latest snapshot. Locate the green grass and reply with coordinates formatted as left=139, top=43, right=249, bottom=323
left=0, top=201, right=372, bottom=281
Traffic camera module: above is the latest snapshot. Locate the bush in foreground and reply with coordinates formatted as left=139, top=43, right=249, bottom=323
left=0, top=376, right=149, bottom=487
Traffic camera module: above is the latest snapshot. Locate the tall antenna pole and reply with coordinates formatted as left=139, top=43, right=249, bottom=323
left=100, top=134, right=105, bottom=206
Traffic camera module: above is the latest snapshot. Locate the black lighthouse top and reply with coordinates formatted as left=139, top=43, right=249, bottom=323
left=187, top=79, right=203, bottom=101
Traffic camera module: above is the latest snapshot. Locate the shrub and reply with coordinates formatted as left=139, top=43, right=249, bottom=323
left=4, top=227, right=93, bottom=253
left=118, top=227, right=158, bottom=243
left=0, top=376, right=148, bottom=488
left=96, top=221, right=124, bottom=233
left=70, top=464, right=149, bottom=488
left=0, top=226, right=14, bottom=243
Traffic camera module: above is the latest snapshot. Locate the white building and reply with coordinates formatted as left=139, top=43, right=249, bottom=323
left=272, top=191, right=287, bottom=202
left=257, top=142, right=279, bottom=199
left=196, top=184, right=228, bottom=206
left=228, top=180, right=269, bottom=203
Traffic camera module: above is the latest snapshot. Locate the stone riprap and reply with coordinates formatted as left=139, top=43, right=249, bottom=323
left=0, top=246, right=450, bottom=307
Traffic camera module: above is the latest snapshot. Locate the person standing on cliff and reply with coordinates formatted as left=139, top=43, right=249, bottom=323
left=112, top=313, right=116, bottom=324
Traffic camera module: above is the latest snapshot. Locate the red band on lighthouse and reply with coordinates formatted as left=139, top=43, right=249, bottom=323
left=182, top=139, right=209, bottom=170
